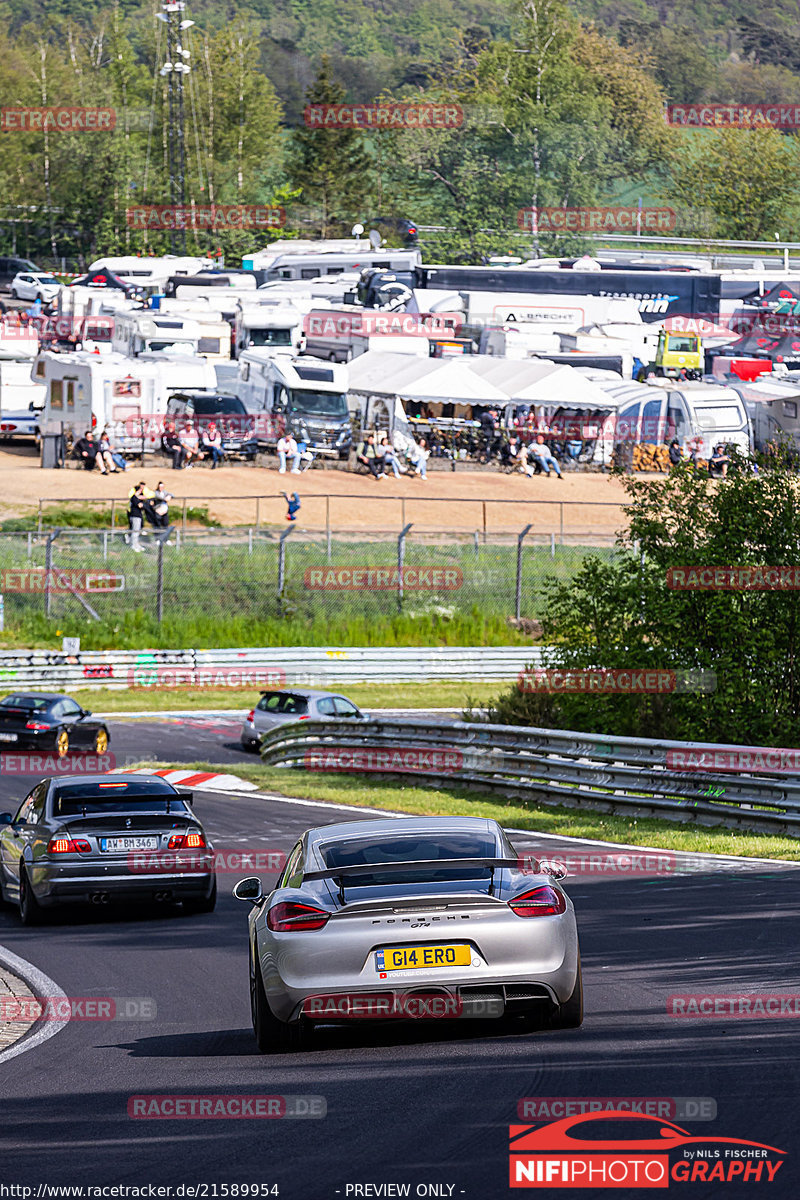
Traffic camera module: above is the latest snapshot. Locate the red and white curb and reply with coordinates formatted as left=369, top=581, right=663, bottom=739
left=112, top=767, right=258, bottom=793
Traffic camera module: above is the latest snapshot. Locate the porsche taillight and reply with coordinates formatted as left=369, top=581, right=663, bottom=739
left=267, top=902, right=330, bottom=932
left=508, top=885, right=566, bottom=917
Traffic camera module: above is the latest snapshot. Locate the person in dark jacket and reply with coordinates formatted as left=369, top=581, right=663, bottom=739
left=668, top=439, right=683, bottom=467
left=161, top=420, right=185, bottom=470
left=73, top=430, right=104, bottom=472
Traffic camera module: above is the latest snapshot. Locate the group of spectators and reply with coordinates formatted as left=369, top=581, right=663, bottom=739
left=72, top=428, right=128, bottom=474
left=355, top=434, right=430, bottom=480
left=161, top=420, right=224, bottom=470
left=126, top=481, right=173, bottom=553
left=668, top=438, right=732, bottom=477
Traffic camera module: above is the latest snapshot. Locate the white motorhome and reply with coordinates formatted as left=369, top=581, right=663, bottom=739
left=36, top=350, right=215, bottom=451
left=236, top=350, right=351, bottom=456
left=112, top=312, right=201, bottom=357
left=243, top=241, right=420, bottom=284
left=0, top=350, right=46, bottom=439
left=88, top=256, right=214, bottom=287
left=234, top=301, right=307, bottom=358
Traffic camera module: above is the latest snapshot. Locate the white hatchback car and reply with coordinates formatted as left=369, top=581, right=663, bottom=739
left=10, top=272, right=61, bottom=303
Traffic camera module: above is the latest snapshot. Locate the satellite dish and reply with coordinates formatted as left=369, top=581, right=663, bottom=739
left=351, top=223, right=365, bottom=238
left=369, top=229, right=382, bottom=249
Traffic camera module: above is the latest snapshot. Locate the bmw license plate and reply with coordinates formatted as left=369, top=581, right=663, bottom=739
left=375, top=944, right=471, bottom=972
left=100, top=836, right=159, bottom=852
left=0, top=733, right=18, bottom=742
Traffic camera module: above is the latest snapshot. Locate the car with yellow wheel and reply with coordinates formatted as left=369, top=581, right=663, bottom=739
left=0, top=693, right=110, bottom=759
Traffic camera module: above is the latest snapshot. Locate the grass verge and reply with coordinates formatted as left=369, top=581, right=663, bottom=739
left=132, top=758, right=800, bottom=860
left=79, top=681, right=498, bottom=712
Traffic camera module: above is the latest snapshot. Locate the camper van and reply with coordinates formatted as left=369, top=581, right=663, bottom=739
left=234, top=301, right=307, bottom=358
left=243, top=241, right=421, bottom=286
left=36, top=350, right=215, bottom=452
left=112, top=312, right=201, bottom=357
left=88, top=256, right=214, bottom=288
left=0, top=350, right=45, bottom=439
left=236, top=350, right=351, bottom=456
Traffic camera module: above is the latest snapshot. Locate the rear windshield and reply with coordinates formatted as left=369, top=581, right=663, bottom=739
left=319, top=832, right=498, bottom=886
left=51, top=780, right=187, bottom=817
left=257, top=692, right=309, bottom=715
left=193, top=396, right=247, bottom=415
left=0, top=695, right=50, bottom=711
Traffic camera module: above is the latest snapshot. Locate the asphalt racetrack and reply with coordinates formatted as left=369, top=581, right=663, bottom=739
left=0, top=714, right=798, bottom=1198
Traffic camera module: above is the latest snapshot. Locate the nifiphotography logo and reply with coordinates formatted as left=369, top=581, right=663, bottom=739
left=509, top=1112, right=786, bottom=1187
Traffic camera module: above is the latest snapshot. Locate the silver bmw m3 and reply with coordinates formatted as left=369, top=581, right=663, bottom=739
left=234, top=815, right=582, bottom=1052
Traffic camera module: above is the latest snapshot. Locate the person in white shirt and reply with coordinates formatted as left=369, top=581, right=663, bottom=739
left=178, top=421, right=203, bottom=470
left=277, top=433, right=301, bottom=474
left=408, top=437, right=430, bottom=480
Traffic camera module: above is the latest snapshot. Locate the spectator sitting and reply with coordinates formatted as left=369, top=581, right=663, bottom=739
left=408, top=437, right=429, bottom=480
left=162, top=420, right=185, bottom=470
left=380, top=435, right=402, bottom=478
left=668, top=438, right=683, bottom=467
left=277, top=432, right=301, bottom=474
left=202, top=421, right=224, bottom=470
left=98, top=428, right=127, bottom=473
left=73, top=429, right=105, bottom=473
left=179, top=421, right=204, bottom=469
left=708, top=443, right=730, bottom=478
left=356, top=433, right=383, bottom=478
left=529, top=434, right=563, bottom=479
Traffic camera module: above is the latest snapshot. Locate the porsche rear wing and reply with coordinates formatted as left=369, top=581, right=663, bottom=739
left=303, top=856, right=537, bottom=903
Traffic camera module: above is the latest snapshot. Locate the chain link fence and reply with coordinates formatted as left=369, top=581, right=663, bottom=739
left=0, top=527, right=617, bottom=633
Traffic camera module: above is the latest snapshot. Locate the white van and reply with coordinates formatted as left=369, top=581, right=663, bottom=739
left=234, top=301, right=307, bottom=358
left=112, top=312, right=201, bottom=357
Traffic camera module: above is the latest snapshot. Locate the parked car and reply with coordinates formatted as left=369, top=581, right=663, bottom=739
left=0, top=257, right=41, bottom=292
left=0, top=773, right=216, bottom=923
left=165, top=391, right=260, bottom=460
left=10, top=271, right=60, bottom=303
left=240, top=688, right=365, bottom=751
left=0, top=693, right=110, bottom=758
left=234, top=815, right=582, bottom=1052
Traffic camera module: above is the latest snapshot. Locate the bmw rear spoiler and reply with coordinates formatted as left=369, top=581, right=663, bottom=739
left=303, top=856, right=538, bottom=903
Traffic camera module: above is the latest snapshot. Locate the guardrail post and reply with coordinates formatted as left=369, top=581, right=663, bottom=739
left=515, top=523, right=533, bottom=621
left=156, top=538, right=164, bottom=624
left=278, top=524, right=295, bottom=611
left=397, top=522, right=413, bottom=612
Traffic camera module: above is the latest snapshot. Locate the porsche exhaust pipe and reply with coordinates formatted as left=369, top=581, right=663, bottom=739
left=89, top=892, right=110, bottom=905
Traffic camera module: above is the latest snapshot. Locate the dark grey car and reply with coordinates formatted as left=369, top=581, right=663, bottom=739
left=240, top=688, right=365, bottom=751
left=0, top=773, right=216, bottom=924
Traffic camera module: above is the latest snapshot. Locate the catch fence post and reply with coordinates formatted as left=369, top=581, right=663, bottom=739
left=516, top=523, right=533, bottom=621
left=397, top=522, right=413, bottom=612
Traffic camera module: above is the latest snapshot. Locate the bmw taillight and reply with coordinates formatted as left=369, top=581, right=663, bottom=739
left=26, top=721, right=50, bottom=731
left=508, top=885, right=566, bottom=917
left=267, top=902, right=330, bottom=932
left=168, top=832, right=206, bottom=850
left=48, top=837, right=91, bottom=854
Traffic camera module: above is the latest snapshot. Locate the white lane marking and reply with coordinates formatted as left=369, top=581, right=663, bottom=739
left=193, top=787, right=800, bottom=868
left=0, top=944, right=69, bottom=1065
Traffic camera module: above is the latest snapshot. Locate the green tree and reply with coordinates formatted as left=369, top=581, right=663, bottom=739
left=288, top=55, right=373, bottom=236
left=488, top=452, right=800, bottom=746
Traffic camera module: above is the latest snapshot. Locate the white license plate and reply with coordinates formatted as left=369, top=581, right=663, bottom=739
left=0, top=733, right=18, bottom=742
left=100, top=836, right=159, bottom=852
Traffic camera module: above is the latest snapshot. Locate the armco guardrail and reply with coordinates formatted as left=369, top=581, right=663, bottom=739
left=259, top=717, right=800, bottom=836
left=0, top=646, right=541, bottom=692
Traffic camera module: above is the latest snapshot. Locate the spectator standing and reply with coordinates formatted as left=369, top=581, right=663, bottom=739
left=73, top=429, right=104, bottom=473
left=202, top=421, right=224, bottom=469
left=152, top=482, right=173, bottom=543
left=162, top=420, right=184, bottom=470
left=277, top=432, right=301, bottom=474
left=178, top=421, right=203, bottom=469
left=127, top=482, right=147, bottom=552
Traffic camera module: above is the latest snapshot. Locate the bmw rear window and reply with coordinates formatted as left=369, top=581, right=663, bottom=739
left=319, top=833, right=498, bottom=886
left=52, top=780, right=189, bottom=817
